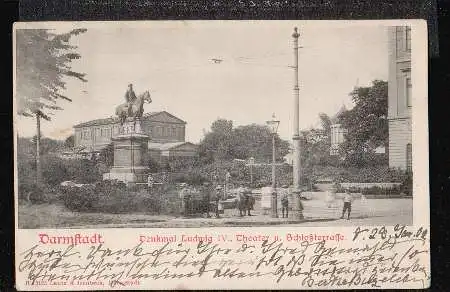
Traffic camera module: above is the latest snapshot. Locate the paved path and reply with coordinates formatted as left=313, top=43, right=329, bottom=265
left=71, top=198, right=412, bottom=228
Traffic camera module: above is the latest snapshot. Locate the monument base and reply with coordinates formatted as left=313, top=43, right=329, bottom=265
left=103, top=124, right=150, bottom=184
left=103, top=166, right=149, bottom=184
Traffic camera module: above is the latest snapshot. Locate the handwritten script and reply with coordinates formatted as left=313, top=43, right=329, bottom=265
left=17, top=225, right=430, bottom=289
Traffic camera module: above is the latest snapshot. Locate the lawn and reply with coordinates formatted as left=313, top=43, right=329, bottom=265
left=18, top=203, right=172, bottom=229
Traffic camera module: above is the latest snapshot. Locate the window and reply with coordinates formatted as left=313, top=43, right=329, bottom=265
left=406, top=143, right=412, bottom=172
left=406, top=77, right=412, bottom=107
left=405, top=26, right=411, bottom=51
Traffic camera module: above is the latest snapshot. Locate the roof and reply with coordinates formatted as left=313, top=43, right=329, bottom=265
left=73, top=111, right=186, bottom=128
left=148, top=141, right=198, bottom=151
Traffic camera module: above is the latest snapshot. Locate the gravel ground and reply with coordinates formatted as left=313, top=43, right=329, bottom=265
left=18, top=197, right=412, bottom=229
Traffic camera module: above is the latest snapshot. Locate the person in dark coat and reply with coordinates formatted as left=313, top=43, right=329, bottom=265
left=202, top=182, right=212, bottom=218
left=281, top=189, right=289, bottom=218
left=214, top=186, right=222, bottom=218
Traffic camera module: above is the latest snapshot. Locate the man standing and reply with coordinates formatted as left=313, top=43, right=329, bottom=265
left=214, top=186, right=222, bottom=218
left=245, top=187, right=254, bottom=216
left=179, top=185, right=189, bottom=217
left=237, top=186, right=246, bottom=217
left=202, top=182, right=212, bottom=218
left=340, top=189, right=353, bottom=220
left=281, top=186, right=289, bottom=218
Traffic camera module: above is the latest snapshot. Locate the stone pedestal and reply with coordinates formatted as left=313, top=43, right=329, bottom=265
left=289, top=189, right=304, bottom=220
left=103, top=121, right=149, bottom=184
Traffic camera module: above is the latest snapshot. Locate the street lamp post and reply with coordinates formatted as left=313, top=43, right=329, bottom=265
left=248, top=157, right=255, bottom=186
left=291, top=26, right=304, bottom=220
left=266, top=113, right=280, bottom=218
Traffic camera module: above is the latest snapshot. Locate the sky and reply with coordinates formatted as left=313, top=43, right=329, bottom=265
left=15, top=21, right=389, bottom=143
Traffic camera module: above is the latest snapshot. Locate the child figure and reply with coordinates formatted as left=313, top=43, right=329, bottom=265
left=340, top=189, right=353, bottom=220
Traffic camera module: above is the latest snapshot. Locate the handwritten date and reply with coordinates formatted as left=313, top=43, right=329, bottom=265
left=352, top=224, right=428, bottom=242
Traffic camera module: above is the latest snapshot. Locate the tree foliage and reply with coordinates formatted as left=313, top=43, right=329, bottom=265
left=318, top=113, right=332, bottom=136
left=19, top=136, right=64, bottom=156
left=301, top=128, right=336, bottom=168
left=98, top=143, right=114, bottom=168
left=198, top=119, right=290, bottom=163
left=64, top=135, right=75, bottom=149
left=339, top=80, right=388, bottom=166
left=16, top=28, right=87, bottom=120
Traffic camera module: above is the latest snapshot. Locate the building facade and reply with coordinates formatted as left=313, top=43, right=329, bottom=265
left=388, top=26, right=412, bottom=171
left=329, top=105, right=347, bottom=156
left=73, top=111, right=197, bottom=159
left=330, top=124, right=346, bottom=155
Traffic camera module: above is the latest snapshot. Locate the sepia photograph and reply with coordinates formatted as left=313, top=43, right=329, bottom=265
left=15, top=21, right=414, bottom=229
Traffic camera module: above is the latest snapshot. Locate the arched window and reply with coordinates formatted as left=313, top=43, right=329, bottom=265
left=406, top=143, right=412, bottom=172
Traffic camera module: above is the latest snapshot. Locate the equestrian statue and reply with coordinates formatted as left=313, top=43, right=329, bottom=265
left=115, top=83, right=152, bottom=127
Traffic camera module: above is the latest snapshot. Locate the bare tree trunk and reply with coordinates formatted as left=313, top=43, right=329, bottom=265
left=36, top=112, right=42, bottom=186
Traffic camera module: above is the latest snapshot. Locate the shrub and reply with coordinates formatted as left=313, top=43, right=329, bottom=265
left=62, top=185, right=98, bottom=212
left=400, top=173, right=413, bottom=196
left=41, top=154, right=70, bottom=185
left=64, top=158, right=102, bottom=184
left=20, top=154, right=102, bottom=188
left=305, top=165, right=411, bottom=184
left=61, top=181, right=164, bottom=214
left=172, top=171, right=207, bottom=186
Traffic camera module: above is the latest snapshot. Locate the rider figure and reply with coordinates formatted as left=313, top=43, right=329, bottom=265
left=125, top=84, right=137, bottom=116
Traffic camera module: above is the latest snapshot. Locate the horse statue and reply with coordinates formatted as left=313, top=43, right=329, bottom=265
left=115, top=90, right=152, bottom=127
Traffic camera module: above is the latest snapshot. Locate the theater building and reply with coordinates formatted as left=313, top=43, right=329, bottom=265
left=73, top=111, right=198, bottom=160
left=387, top=26, right=412, bottom=171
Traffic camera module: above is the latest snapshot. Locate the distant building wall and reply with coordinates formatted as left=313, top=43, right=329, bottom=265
left=388, top=119, right=412, bottom=170
left=388, top=26, right=412, bottom=171
left=73, top=111, right=187, bottom=152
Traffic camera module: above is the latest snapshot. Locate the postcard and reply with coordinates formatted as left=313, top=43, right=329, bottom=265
left=13, top=20, right=429, bottom=290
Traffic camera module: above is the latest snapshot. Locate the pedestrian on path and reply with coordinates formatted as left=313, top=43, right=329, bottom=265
left=237, top=185, right=247, bottom=217
left=215, top=186, right=223, bottom=218
left=202, top=182, right=212, bottom=218
left=281, top=191, right=289, bottom=218
left=340, top=189, right=353, bottom=220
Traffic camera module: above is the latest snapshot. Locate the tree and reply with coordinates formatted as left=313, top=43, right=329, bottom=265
left=198, top=119, right=234, bottom=161
left=98, top=143, right=114, bottom=169
left=318, top=113, right=332, bottom=137
left=339, top=80, right=388, bottom=166
left=16, top=28, right=87, bottom=185
left=198, top=119, right=290, bottom=163
left=64, top=135, right=75, bottom=149
left=232, top=124, right=290, bottom=162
